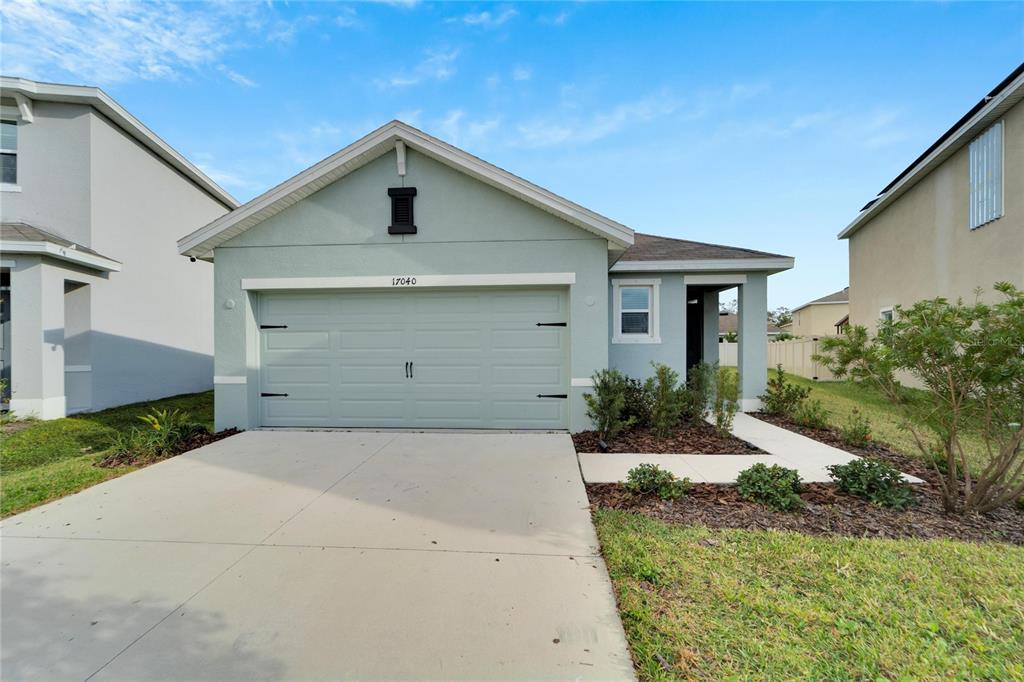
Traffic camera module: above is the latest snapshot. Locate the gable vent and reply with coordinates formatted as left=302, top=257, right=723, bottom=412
left=388, top=187, right=417, bottom=235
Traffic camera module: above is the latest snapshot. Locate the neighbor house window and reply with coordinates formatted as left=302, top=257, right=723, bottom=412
left=0, top=120, right=16, bottom=186
left=613, top=279, right=660, bottom=343
left=879, top=307, right=894, bottom=323
left=968, top=121, right=1003, bottom=229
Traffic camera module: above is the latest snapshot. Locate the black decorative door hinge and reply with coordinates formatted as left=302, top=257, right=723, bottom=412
left=260, top=392, right=289, bottom=397
left=535, top=322, right=567, bottom=327
left=259, top=324, right=288, bottom=330
left=536, top=394, right=568, bottom=399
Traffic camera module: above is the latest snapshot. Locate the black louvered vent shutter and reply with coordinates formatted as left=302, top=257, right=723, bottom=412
left=388, top=187, right=417, bottom=235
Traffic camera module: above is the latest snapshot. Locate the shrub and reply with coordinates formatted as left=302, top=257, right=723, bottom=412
left=679, top=363, right=713, bottom=425
left=736, top=463, right=803, bottom=511
left=793, top=399, right=830, bottom=430
left=839, top=409, right=872, bottom=448
left=827, top=459, right=914, bottom=509
left=711, top=365, right=739, bottom=434
left=624, top=463, right=691, bottom=501
left=645, top=363, right=684, bottom=438
left=621, top=377, right=653, bottom=428
left=815, top=283, right=1024, bottom=514
left=759, top=365, right=810, bottom=416
left=137, top=408, right=208, bottom=453
left=584, top=369, right=634, bottom=443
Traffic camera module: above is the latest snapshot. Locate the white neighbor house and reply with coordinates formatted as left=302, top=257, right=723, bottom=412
left=0, top=77, right=238, bottom=419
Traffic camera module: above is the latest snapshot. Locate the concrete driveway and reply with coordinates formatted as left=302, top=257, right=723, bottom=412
left=0, top=431, right=634, bottom=681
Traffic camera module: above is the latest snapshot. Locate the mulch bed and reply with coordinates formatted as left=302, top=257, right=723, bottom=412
left=573, top=421, right=765, bottom=454
left=589, top=482, right=1024, bottom=545
left=96, top=428, right=241, bottom=468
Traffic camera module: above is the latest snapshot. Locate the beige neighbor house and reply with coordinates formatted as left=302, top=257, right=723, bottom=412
left=0, top=77, right=237, bottom=418
left=839, top=63, right=1024, bottom=332
left=783, top=287, right=849, bottom=337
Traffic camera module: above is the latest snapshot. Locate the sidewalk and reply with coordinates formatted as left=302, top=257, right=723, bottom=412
left=578, top=413, right=923, bottom=484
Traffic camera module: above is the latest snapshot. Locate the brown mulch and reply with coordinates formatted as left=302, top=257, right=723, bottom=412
left=96, top=428, right=241, bottom=468
left=573, top=421, right=765, bottom=454
left=588, top=482, right=1024, bottom=545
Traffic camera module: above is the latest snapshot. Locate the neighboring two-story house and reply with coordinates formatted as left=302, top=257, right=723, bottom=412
left=781, top=287, right=849, bottom=337
left=0, top=77, right=237, bottom=419
left=839, top=63, right=1023, bottom=330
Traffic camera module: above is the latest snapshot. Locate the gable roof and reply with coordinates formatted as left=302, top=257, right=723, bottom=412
left=718, top=312, right=783, bottom=335
left=611, top=233, right=793, bottom=272
left=792, top=286, right=849, bottom=313
left=839, top=62, right=1024, bottom=239
left=177, top=120, right=634, bottom=259
left=1, top=222, right=121, bottom=271
left=0, top=76, right=238, bottom=210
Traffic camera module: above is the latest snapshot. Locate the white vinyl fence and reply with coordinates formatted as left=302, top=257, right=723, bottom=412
left=718, top=337, right=837, bottom=381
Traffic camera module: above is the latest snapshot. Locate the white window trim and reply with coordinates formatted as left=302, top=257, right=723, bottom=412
left=879, top=306, right=895, bottom=322
left=968, top=120, right=1004, bottom=231
left=1, top=117, right=17, bottom=187
left=612, top=278, right=661, bottom=344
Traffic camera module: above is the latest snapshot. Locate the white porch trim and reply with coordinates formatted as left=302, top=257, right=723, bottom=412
left=1, top=241, right=121, bottom=272
left=214, top=376, right=247, bottom=384
left=241, top=272, right=576, bottom=291
left=611, top=257, right=793, bottom=273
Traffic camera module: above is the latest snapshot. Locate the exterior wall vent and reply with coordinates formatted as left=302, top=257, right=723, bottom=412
left=388, top=187, right=417, bottom=234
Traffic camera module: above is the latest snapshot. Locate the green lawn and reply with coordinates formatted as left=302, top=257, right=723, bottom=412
left=0, top=391, right=213, bottom=517
left=596, top=509, right=1024, bottom=681
left=785, top=373, right=990, bottom=472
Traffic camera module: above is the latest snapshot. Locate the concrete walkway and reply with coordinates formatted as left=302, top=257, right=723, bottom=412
left=580, top=413, right=923, bottom=484
left=1, top=431, right=634, bottom=681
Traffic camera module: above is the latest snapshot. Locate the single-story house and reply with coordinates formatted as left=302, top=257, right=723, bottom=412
left=178, top=121, right=793, bottom=432
left=781, top=287, right=849, bottom=338
left=717, top=312, right=784, bottom=341
left=1, top=76, right=236, bottom=419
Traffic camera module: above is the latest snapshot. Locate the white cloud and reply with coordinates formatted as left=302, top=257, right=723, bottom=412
left=511, top=65, right=532, bottom=82
left=448, top=7, right=518, bottom=28
left=191, top=152, right=264, bottom=194
left=538, top=10, right=570, bottom=26
left=335, top=7, right=361, bottom=28
left=0, top=0, right=249, bottom=84
left=485, top=74, right=502, bottom=90
left=377, top=48, right=459, bottom=89
left=434, top=110, right=501, bottom=147
left=217, top=64, right=257, bottom=88
left=516, top=90, right=680, bottom=148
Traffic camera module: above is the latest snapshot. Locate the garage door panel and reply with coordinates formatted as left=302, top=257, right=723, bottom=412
left=259, top=288, right=568, bottom=429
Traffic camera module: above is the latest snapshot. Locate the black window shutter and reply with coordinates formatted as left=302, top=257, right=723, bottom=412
left=388, top=187, right=417, bottom=234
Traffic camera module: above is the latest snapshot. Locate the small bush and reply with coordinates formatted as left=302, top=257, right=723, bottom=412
left=621, top=377, right=653, bottom=428
left=827, top=458, right=914, bottom=509
left=624, top=463, right=691, bottom=501
left=712, top=365, right=739, bottom=434
left=138, top=408, right=208, bottom=453
left=679, top=363, right=713, bottom=425
left=793, top=398, right=830, bottom=430
left=584, top=369, right=634, bottom=443
left=645, top=363, right=684, bottom=438
left=839, top=408, right=872, bottom=447
left=759, top=365, right=810, bottom=416
left=736, top=463, right=803, bottom=511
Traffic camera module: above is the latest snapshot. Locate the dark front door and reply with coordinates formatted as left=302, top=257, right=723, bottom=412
left=686, top=297, right=703, bottom=370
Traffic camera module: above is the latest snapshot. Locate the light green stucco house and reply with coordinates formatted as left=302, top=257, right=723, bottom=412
left=178, top=122, right=793, bottom=432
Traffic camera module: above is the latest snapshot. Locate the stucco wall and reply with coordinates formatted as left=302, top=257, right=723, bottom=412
left=608, top=275, right=684, bottom=380
left=790, top=302, right=848, bottom=337
left=212, top=148, right=609, bottom=431
left=86, top=110, right=227, bottom=410
left=849, top=99, right=1023, bottom=332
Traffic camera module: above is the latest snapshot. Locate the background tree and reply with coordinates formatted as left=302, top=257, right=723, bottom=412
left=768, top=306, right=793, bottom=327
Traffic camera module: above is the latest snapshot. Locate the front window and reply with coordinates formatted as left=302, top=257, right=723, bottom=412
left=613, top=279, right=660, bottom=343
left=1, top=120, right=16, bottom=185
left=968, top=121, right=1003, bottom=229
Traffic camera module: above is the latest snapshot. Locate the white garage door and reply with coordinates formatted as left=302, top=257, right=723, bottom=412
left=257, top=288, right=569, bottom=429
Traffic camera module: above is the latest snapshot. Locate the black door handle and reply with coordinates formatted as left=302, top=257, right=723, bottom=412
left=405, top=361, right=410, bottom=378
left=409, top=361, right=413, bottom=378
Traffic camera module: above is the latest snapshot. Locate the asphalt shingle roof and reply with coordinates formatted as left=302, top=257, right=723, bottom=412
left=618, top=232, right=790, bottom=262
left=1, top=222, right=112, bottom=259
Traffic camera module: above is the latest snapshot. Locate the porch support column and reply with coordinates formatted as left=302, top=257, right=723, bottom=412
left=737, top=273, right=768, bottom=411
left=9, top=257, right=66, bottom=419
left=702, top=289, right=719, bottom=366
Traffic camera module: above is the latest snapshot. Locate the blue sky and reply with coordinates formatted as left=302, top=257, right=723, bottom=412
left=2, top=1, right=1022, bottom=308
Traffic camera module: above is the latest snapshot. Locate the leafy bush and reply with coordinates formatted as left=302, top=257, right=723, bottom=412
left=839, top=409, right=872, bottom=447
left=815, top=283, right=1024, bottom=514
left=624, top=463, right=691, bottom=501
left=711, top=365, right=739, bottom=434
left=138, top=408, right=207, bottom=453
left=736, top=463, right=803, bottom=511
left=644, top=363, right=684, bottom=438
left=827, top=459, right=914, bottom=509
left=584, top=369, right=634, bottom=443
left=793, top=399, right=830, bottom=430
left=679, top=363, right=713, bottom=425
left=759, top=365, right=810, bottom=416
left=621, top=377, right=653, bottom=428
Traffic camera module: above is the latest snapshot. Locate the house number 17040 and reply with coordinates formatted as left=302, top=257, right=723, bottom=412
left=392, top=277, right=417, bottom=286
